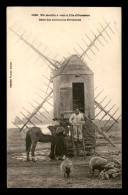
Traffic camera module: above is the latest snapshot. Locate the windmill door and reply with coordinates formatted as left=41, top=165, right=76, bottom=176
left=72, top=83, right=85, bottom=113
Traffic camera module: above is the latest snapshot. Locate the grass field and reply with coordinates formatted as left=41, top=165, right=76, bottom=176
left=7, top=127, right=122, bottom=188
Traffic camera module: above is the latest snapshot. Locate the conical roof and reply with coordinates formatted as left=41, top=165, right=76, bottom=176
left=53, top=55, right=93, bottom=78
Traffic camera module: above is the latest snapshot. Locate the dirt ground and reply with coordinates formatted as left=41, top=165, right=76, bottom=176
left=7, top=128, right=122, bottom=188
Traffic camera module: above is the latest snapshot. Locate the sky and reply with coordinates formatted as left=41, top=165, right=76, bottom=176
left=7, top=7, right=121, bottom=128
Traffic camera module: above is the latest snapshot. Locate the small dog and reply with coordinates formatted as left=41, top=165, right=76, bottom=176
left=60, top=158, right=73, bottom=179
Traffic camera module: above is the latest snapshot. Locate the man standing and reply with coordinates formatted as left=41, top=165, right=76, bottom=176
left=69, top=108, right=85, bottom=141
left=48, top=114, right=68, bottom=160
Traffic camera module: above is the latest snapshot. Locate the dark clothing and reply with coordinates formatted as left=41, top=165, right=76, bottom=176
left=48, top=125, right=58, bottom=159
left=49, top=136, right=57, bottom=159
left=60, top=120, right=69, bottom=134
left=48, top=123, right=68, bottom=159
left=55, top=132, right=66, bottom=157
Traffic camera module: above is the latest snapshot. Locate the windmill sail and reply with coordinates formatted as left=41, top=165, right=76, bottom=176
left=94, top=88, right=121, bottom=132
left=76, top=22, right=114, bottom=61
left=19, top=90, right=53, bottom=132
left=9, top=28, right=58, bottom=69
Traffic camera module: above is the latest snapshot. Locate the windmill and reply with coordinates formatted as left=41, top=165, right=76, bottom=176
left=9, top=19, right=121, bottom=156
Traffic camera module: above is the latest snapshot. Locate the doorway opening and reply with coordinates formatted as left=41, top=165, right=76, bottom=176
left=72, top=83, right=85, bottom=113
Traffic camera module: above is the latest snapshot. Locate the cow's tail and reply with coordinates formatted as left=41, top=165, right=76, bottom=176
left=26, top=131, right=31, bottom=152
